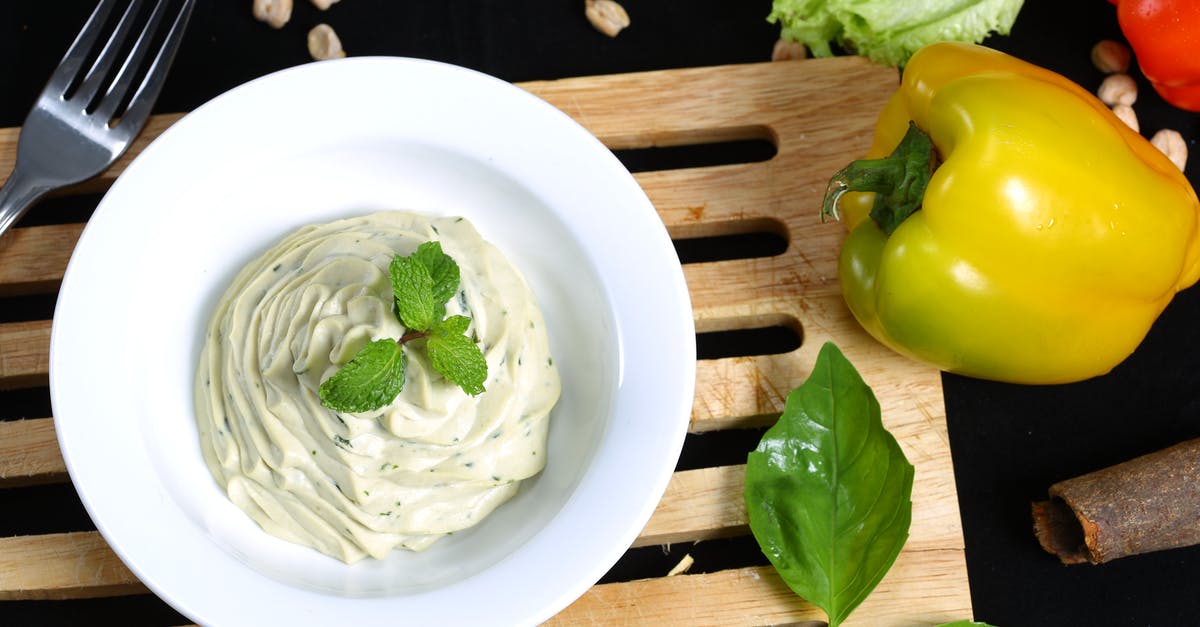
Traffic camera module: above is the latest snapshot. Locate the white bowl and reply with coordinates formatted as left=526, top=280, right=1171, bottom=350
left=50, top=57, right=695, bottom=626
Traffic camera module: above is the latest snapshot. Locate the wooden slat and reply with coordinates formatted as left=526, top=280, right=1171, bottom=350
left=0, top=224, right=84, bottom=296
left=692, top=355, right=794, bottom=431
left=550, top=548, right=971, bottom=626
left=635, top=465, right=747, bottom=547
left=552, top=566, right=815, bottom=627
left=0, top=418, right=65, bottom=487
left=0, top=320, right=51, bottom=389
left=684, top=254, right=842, bottom=316
left=0, top=532, right=143, bottom=601
left=637, top=164, right=794, bottom=240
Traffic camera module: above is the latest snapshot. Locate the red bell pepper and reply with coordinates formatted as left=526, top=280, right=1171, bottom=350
left=1109, top=0, right=1200, bottom=111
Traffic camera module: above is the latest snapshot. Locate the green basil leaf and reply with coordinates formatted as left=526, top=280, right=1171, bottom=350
left=318, top=338, right=406, bottom=413
left=744, top=341, right=914, bottom=627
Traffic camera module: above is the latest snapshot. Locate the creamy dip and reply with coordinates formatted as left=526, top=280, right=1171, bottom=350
left=195, top=211, right=560, bottom=563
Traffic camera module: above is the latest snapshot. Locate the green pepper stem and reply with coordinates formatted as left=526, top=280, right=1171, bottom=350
left=821, top=122, right=936, bottom=236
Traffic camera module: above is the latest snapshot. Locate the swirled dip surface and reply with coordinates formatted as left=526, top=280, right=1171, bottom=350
left=195, top=211, right=560, bottom=563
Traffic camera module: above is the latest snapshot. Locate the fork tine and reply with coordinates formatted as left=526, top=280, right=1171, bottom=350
left=71, top=0, right=147, bottom=107
left=42, top=0, right=122, bottom=97
left=93, top=0, right=181, bottom=121
left=113, top=0, right=194, bottom=134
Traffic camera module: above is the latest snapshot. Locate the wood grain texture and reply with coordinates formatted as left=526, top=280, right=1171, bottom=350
left=0, top=224, right=83, bottom=296
left=636, top=465, right=748, bottom=547
left=0, top=418, right=65, bottom=487
left=549, top=552, right=970, bottom=627
left=0, top=532, right=143, bottom=600
left=0, top=59, right=971, bottom=624
left=0, top=320, right=51, bottom=389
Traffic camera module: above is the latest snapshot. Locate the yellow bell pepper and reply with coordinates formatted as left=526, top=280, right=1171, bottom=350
left=823, top=42, right=1200, bottom=385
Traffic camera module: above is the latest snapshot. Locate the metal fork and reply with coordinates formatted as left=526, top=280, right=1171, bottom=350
left=0, top=0, right=194, bottom=239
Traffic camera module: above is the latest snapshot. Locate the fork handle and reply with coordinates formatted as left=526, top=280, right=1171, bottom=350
left=0, top=165, right=53, bottom=239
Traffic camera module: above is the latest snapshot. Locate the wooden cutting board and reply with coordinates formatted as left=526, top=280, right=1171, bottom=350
left=0, top=57, right=971, bottom=625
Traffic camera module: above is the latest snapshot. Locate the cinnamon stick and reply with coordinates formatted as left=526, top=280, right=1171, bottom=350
left=1032, top=438, right=1200, bottom=564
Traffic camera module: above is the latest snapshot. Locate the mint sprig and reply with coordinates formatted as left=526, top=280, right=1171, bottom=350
left=318, top=241, right=488, bottom=413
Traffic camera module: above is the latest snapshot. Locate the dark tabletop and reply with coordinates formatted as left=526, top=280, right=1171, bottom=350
left=3, top=0, right=1199, bottom=625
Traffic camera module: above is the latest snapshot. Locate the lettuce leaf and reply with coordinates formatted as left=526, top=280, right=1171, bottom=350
left=768, top=0, right=1024, bottom=67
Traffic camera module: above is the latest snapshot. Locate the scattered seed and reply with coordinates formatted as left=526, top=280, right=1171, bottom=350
left=1097, top=73, right=1138, bottom=107
left=1111, top=104, right=1139, bottom=133
left=585, top=0, right=630, bottom=38
left=253, top=0, right=292, bottom=29
left=1091, top=40, right=1132, bottom=74
left=771, top=38, right=807, bottom=62
left=1151, top=128, right=1188, bottom=172
left=308, top=23, right=347, bottom=61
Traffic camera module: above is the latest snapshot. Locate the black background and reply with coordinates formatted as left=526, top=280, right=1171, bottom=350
left=3, top=0, right=1200, bottom=625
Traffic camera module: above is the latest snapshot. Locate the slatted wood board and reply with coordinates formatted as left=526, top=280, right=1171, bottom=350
left=0, top=58, right=971, bottom=625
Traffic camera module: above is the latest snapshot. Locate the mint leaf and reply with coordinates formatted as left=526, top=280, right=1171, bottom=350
left=412, top=241, right=461, bottom=306
left=390, top=254, right=435, bottom=332
left=318, top=338, right=406, bottom=413
left=427, top=316, right=487, bottom=395
left=744, top=342, right=913, bottom=627
left=437, top=314, right=471, bottom=336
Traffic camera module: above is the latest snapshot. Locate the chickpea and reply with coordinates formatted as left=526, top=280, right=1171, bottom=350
left=1098, top=74, right=1138, bottom=107
left=1091, top=40, right=1132, bottom=74
left=585, top=0, right=630, bottom=38
left=1111, top=104, right=1139, bottom=133
left=772, top=38, right=808, bottom=62
left=307, top=24, right=346, bottom=61
left=253, top=0, right=292, bottom=29
left=1151, top=129, right=1188, bottom=172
